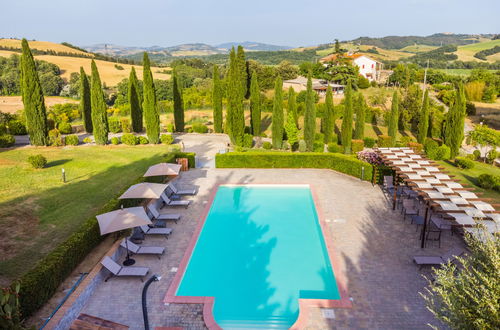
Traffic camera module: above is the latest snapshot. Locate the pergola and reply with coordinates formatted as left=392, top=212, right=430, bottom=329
left=376, top=147, right=500, bottom=248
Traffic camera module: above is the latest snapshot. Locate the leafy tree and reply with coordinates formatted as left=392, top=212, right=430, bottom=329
left=275, top=60, right=299, bottom=81
left=285, top=110, right=299, bottom=148
left=341, top=81, right=354, bottom=153
left=288, top=87, right=298, bottom=128
left=334, top=39, right=341, bottom=54
left=128, top=66, right=143, bottom=132
left=226, top=47, right=245, bottom=145
left=444, top=84, right=466, bottom=159
left=172, top=69, right=184, bottom=132
left=272, top=76, right=284, bottom=149
left=304, top=75, right=316, bottom=151
left=20, top=38, right=48, bottom=146
left=388, top=90, right=399, bottom=145
left=323, top=86, right=334, bottom=143
left=422, top=232, right=500, bottom=329
left=79, top=67, right=92, bottom=133
left=90, top=60, right=108, bottom=145
left=417, top=90, right=430, bottom=144
left=212, top=65, right=223, bottom=133
left=354, top=92, right=366, bottom=140
left=400, top=84, right=423, bottom=131
left=142, top=52, right=160, bottom=143
left=250, top=71, right=260, bottom=136
left=468, top=125, right=500, bottom=161
left=322, top=61, right=360, bottom=87
left=388, top=64, right=418, bottom=88
left=236, top=45, right=248, bottom=98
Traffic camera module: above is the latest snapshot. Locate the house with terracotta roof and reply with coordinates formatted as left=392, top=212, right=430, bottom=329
left=320, top=53, right=382, bottom=82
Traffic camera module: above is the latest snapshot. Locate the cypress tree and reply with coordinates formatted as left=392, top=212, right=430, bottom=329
left=227, top=47, right=245, bottom=145
left=142, top=52, right=160, bottom=143
left=129, top=66, right=143, bottom=133
left=20, top=38, right=48, bottom=146
left=341, top=82, right=354, bottom=153
left=324, top=86, right=334, bottom=143
left=354, top=93, right=366, bottom=140
left=388, top=90, right=399, bottom=145
left=250, top=71, right=260, bottom=136
left=288, top=87, right=298, bottom=128
left=90, top=60, right=108, bottom=145
left=172, top=69, right=184, bottom=132
left=304, top=75, right=316, bottom=151
left=417, top=90, right=430, bottom=144
left=236, top=45, right=248, bottom=98
left=79, top=67, right=92, bottom=133
left=212, top=65, right=223, bottom=133
left=285, top=110, right=299, bottom=147
left=444, top=84, right=466, bottom=159
left=272, top=76, right=284, bottom=149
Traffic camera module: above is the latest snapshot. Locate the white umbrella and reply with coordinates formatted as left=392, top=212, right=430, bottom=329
left=119, top=183, right=168, bottom=199
left=96, top=206, right=152, bottom=265
left=143, top=163, right=182, bottom=177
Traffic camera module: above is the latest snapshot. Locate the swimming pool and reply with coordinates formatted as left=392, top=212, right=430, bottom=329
left=170, top=185, right=342, bottom=329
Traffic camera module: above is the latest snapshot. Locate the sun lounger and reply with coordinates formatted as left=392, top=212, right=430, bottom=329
left=147, top=203, right=181, bottom=223
left=168, top=183, right=197, bottom=196
left=160, top=192, right=190, bottom=208
left=140, top=225, right=172, bottom=239
left=413, top=247, right=465, bottom=269
left=101, top=256, right=149, bottom=282
left=120, top=239, right=165, bottom=258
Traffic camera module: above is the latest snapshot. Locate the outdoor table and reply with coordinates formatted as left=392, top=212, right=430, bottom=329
left=471, top=201, right=495, bottom=211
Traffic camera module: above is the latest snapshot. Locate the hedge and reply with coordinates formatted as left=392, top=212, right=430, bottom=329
left=164, top=151, right=196, bottom=169
left=215, top=152, right=373, bottom=181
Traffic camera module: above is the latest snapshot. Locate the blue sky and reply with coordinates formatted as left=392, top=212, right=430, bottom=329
left=1, top=0, right=499, bottom=47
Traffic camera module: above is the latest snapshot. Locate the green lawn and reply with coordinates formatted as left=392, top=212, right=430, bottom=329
left=437, top=160, right=500, bottom=202
left=0, top=145, right=168, bottom=281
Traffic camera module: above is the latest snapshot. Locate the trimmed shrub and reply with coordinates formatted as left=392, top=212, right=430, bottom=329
left=164, top=151, right=196, bottom=168
left=48, top=129, right=64, bottom=146
left=298, top=140, right=307, bottom=152
left=472, top=149, right=481, bottom=160
left=215, top=152, right=373, bottom=180
left=477, top=174, right=500, bottom=190
left=263, top=141, right=272, bottom=150
left=27, top=154, right=47, bottom=169
left=331, top=133, right=338, bottom=144
left=165, top=123, right=174, bottom=133
left=455, top=157, right=475, bottom=169
left=121, top=133, right=138, bottom=146
left=8, top=120, right=27, bottom=135
left=377, top=135, right=392, bottom=148
left=424, top=138, right=439, bottom=159
left=243, top=134, right=253, bottom=148
left=83, top=137, right=92, bottom=144
left=486, top=149, right=498, bottom=164
left=108, top=117, right=121, bottom=134
left=313, top=141, right=324, bottom=152
left=160, top=134, right=174, bottom=145
left=0, top=134, right=15, bottom=147
left=407, top=142, right=423, bottom=153
left=192, top=123, right=208, bottom=133
left=434, top=145, right=451, bottom=160
left=58, top=122, right=72, bottom=134
left=0, top=123, right=7, bottom=134
left=363, top=137, right=376, bottom=148
left=121, top=118, right=131, bottom=133
left=315, top=132, right=324, bottom=143
left=351, top=139, right=364, bottom=153
left=111, top=137, right=120, bottom=145
left=327, top=143, right=342, bottom=153
left=64, top=134, right=79, bottom=146
left=139, top=136, right=149, bottom=144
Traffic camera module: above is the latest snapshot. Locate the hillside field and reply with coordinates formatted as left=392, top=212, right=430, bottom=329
left=456, top=39, right=500, bottom=62
left=0, top=39, right=89, bottom=56
left=0, top=96, right=77, bottom=113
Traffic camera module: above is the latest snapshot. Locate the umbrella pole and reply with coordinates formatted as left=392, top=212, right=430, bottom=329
left=123, top=232, right=136, bottom=266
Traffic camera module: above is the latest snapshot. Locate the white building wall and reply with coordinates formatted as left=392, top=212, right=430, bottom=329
left=353, top=56, right=377, bottom=81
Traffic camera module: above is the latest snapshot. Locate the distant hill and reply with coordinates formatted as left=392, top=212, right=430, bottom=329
left=84, top=43, right=226, bottom=57
left=0, top=38, right=90, bottom=56
left=216, top=42, right=292, bottom=51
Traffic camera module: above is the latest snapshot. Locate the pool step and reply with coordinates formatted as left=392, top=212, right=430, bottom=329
left=218, top=316, right=291, bottom=329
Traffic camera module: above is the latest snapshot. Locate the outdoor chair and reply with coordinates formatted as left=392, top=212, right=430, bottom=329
left=401, top=199, right=419, bottom=221
left=160, top=192, right=191, bottom=208
left=167, top=182, right=197, bottom=196
left=413, top=247, right=465, bottom=269
left=147, top=203, right=181, bottom=224
left=120, top=239, right=165, bottom=258
left=101, top=256, right=149, bottom=282
left=130, top=227, right=145, bottom=244
left=140, top=225, right=173, bottom=239
left=410, top=214, right=425, bottom=232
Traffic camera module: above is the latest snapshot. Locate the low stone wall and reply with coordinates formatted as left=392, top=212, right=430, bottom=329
left=44, top=241, right=124, bottom=330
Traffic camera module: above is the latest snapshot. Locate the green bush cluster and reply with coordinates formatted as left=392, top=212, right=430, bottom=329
left=164, top=151, right=196, bottom=168
left=243, top=134, right=253, bottom=148
left=424, top=138, right=439, bottom=159
left=27, top=154, right=47, bottom=169
left=313, top=141, right=324, bottom=152
left=434, top=145, right=451, bottom=160
left=377, top=135, right=392, bottom=148
left=83, top=137, right=92, bottom=144
left=160, top=134, right=174, bottom=145
left=120, top=118, right=131, bottom=133
left=139, top=136, right=149, bottom=144
left=477, top=173, right=500, bottom=191
left=262, top=141, right=272, bottom=150
left=363, top=137, right=376, bottom=148
left=298, top=140, right=307, bottom=152
left=472, top=149, right=481, bottom=160
left=327, top=143, right=342, bottom=153
left=64, top=135, right=79, bottom=146
left=121, top=133, right=138, bottom=146
left=165, top=123, right=174, bottom=133
left=455, top=157, right=475, bottom=169
left=215, top=152, right=373, bottom=180
left=192, top=123, right=208, bottom=133
left=48, top=129, right=64, bottom=146
left=486, top=149, right=498, bottom=164
left=407, top=142, right=423, bottom=153
left=108, top=117, right=121, bottom=134
left=351, top=139, right=364, bottom=153
left=110, top=137, right=120, bottom=145
left=0, top=134, right=15, bottom=147
left=57, top=122, right=72, bottom=134
left=8, top=120, right=27, bottom=135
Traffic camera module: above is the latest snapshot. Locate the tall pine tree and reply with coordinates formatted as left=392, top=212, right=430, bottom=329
left=226, top=47, right=245, bottom=145
left=172, top=69, right=184, bottom=132
left=417, top=89, right=430, bottom=144
left=304, top=75, right=316, bottom=151
left=444, top=84, right=466, bottom=159
left=288, top=87, right=298, bottom=128
left=142, top=52, right=160, bottom=143
left=236, top=45, right=248, bottom=98
left=212, top=65, right=223, bottom=133
left=388, top=90, right=399, bottom=145
left=354, top=93, right=366, bottom=140
left=90, top=60, right=108, bottom=145
left=79, top=67, right=92, bottom=133
left=128, top=66, right=143, bottom=133
left=20, top=38, right=48, bottom=146
left=323, top=86, right=334, bottom=143
left=250, top=71, right=260, bottom=136
left=341, top=82, right=353, bottom=153
left=272, top=77, right=284, bottom=149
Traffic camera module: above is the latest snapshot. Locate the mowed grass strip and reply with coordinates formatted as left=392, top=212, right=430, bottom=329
left=0, top=145, right=167, bottom=281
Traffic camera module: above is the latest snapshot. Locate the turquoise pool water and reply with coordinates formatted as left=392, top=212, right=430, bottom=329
left=176, top=185, right=340, bottom=329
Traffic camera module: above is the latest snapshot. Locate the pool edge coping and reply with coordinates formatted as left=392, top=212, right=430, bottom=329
left=163, top=183, right=352, bottom=330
